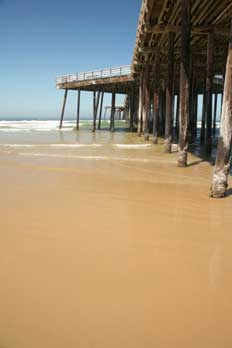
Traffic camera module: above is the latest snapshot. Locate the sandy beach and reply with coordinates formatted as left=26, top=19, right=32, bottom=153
left=0, top=125, right=232, bottom=348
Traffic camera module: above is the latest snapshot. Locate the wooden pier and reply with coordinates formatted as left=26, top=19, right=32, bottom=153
left=56, top=0, right=232, bottom=198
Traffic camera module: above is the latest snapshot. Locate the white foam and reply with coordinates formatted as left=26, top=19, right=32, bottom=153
left=113, top=144, right=152, bottom=149
left=0, top=143, right=103, bottom=149
left=0, top=120, right=87, bottom=132
left=18, top=152, right=173, bottom=163
left=49, top=144, right=103, bottom=148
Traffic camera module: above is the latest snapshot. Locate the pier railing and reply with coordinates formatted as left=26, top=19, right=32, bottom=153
left=56, top=65, right=132, bottom=85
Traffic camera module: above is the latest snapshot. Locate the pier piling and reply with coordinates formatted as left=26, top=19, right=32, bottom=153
left=59, top=89, right=68, bottom=129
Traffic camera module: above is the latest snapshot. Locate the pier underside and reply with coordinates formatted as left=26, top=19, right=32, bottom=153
left=56, top=0, right=232, bottom=197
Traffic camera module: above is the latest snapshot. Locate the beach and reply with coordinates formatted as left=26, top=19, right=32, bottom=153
left=0, top=121, right=232, bottom=348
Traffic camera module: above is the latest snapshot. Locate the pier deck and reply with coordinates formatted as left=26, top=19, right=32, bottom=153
left=56, top=65, right=135, bottom=94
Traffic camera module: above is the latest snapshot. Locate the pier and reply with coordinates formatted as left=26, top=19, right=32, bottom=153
left=56, top=0, right=232, bottom=198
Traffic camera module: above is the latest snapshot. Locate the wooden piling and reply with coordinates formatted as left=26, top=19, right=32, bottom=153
left=129, top=90, right=135, bottom=132
left=200, top=92, right=206, bottom=142
left=153, top=51, right=160, bottom=144
left=193, top=91, right=198, bottom=137
left=175, top=94, right=180, bottom=138
left=213, top=93, right=218, bottom=136
left=59, top=89, right=68, bottom=129
left=177, top=0, right=191, bottom=167
left=92, top=92, right=96, bottom=132
left=110, top=92, right=116, bottom=132
left=76, top=90, right=81, bottom=130
left=93, top=91, right=100, bottom=132
left=206, top=31, right=214, bottom=150
left=210, top=21, right=232, bottom=198
left=143, top=69, right=150, bottom=141
left=159, top=87, right=166, bottom=136
left=138, top=74, right=143, bottom=136
left=164, top=32, right=175, bottom=152
left=98, top=92, right=104, bottom=130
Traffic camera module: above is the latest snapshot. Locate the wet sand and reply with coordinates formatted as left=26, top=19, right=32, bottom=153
left=0, top=131, right=232, bottom=348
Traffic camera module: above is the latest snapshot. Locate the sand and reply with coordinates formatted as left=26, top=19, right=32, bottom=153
left=0, top=131, right=232, bottom=348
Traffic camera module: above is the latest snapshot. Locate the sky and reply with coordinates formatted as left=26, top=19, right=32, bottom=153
left=0, top=0, right=141, bottom=119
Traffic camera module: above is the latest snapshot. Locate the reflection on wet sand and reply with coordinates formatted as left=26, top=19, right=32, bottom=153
left=0, top=130, right=232, bottom=348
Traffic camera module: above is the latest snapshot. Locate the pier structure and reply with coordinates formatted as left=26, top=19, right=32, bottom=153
left=56, top=0, right=232, bottom=198
left=57, top=65, right=135, bottom=132
left=103, top=106, right=125, bottom=121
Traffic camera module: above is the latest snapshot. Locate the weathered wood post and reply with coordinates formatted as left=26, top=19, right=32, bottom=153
left=93, top=91, right=100, bottom=132
left=129, top=89, right=135, bottom=132
left=189, top=70, right=195, bottom=141
left=92, top=92, right=96, bottom=132
left=193, top=90, right=198, bottom=137
left=59, top=89, right=68, bottom=129
left=110, top=92, right=116, bottom=132
left=138, top=74, right=143, bottom=135
left=159, top=86, right=166, bottom=136
left=153, top=51, right=160, bottom=144
left=98, top=92, right=104, bottom=130
left=178, top=0, right=191, bottom=167
left=213, top=93, right=218, bottom=136
left=200, top=92, right=206, bottom=142
left=164, top=32, right=175, bottom=152
left=206, top=31, right=214, bottom=151
left=76, top=90, right=81, bottom=130
left=210, top=21, right=232, bottom=198
left=143, top=69, right=150, bottom=141
left=175, top=94, right=180, bottom=138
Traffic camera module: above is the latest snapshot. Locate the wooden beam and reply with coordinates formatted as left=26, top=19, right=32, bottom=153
left=210, top=20, right=232, bottom=198
left=164, top=32, right=175, bottom=152
left=59, top=89, right=68, bottom=129
left=177, top=0, right=191, bottom=167
left=146, top=24, right=230, bottom=36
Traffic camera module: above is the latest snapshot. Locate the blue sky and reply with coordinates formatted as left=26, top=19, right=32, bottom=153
left=0, top=0, right=141, bottom=119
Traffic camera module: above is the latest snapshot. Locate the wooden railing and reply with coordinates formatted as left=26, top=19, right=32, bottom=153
left=56, top=65, right=132, bottom=85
